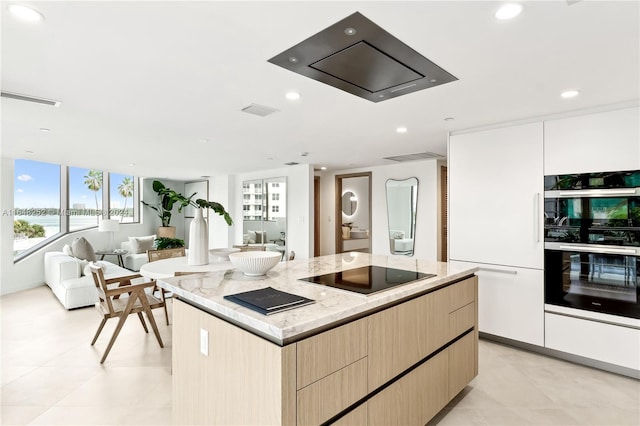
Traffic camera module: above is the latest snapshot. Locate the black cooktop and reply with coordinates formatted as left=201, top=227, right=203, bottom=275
left=299, top=266, right=435, bottom=295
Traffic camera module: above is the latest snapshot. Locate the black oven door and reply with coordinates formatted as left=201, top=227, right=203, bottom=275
left=545, top=246, right=639, bottom=319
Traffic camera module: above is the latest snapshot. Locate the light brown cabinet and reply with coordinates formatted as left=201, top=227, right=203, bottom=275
left=173, top=276, right=478, bottom=425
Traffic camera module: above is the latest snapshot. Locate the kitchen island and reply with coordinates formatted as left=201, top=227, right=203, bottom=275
left=159, top=253, right=478, bottom=425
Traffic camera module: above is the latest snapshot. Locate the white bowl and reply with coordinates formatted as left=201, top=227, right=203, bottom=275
left=229, top=251, right=281, bottom=276
left=209, top=247, right=241, bottom=260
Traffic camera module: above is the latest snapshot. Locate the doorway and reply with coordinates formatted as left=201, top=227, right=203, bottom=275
left=335, top=172, right=372, bottom=254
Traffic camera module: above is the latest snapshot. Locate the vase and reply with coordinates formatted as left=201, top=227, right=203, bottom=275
left=188, top=208, right=209, bottom=265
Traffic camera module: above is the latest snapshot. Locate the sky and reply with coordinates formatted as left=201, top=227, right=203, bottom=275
left=13, top=159, right=133, bottom=210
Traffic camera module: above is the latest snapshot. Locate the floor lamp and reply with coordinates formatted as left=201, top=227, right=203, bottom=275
left=98, top=219, right=120, bottom=251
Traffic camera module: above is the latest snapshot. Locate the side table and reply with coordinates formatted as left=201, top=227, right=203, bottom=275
left=95, top=250, right=127, bottom=268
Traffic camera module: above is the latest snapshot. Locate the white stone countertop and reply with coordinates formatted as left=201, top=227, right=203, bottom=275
left=158, top=253, right=478, bottom=345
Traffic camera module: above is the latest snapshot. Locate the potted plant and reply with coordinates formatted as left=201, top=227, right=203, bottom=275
left=142, top=180, right=195, bottom=238
left=142, top=180, right=233, bottom=265
left=154, top=237, right=185, bottom=250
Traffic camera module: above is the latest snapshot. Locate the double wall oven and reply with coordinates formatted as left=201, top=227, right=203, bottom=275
left=544, top=170, right=640, bottom=319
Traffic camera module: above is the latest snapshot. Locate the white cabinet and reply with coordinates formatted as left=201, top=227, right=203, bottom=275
left=449, top=122, right=544, bottom=269
left=544, top=107, right=640, bottom=175
left=545, top=312, right=640, bottom=371
left=449, top=260, right=544, bottom=346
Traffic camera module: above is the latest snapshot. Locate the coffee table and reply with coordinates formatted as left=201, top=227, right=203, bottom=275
left=95, top=249, right=127, bottom=268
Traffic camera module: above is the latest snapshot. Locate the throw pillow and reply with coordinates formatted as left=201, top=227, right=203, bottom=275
left=393, top=232, right=404, bottom=239
left=71, top=237, right=97, bottom=261
left=84, top=261, right=106, bottom=277
left=62, top=244, right=73, bottom=257
left=77, top=259, right=90, bottom=276
left=129, top=235, right=155, bottom=254
left=247, top=230, right=257, bottom=244
left=255, top=231, right=266, bottom=244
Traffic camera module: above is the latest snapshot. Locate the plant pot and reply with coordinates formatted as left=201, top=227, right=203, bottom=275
left=158, top=226, right=176, bottom=238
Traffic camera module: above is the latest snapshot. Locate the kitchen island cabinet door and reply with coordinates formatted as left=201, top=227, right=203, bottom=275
left=449, top=261, right=544, bottom=346
left=544, top=106, right=640, bottom=175
left=449, top=122, right=544, bottom=270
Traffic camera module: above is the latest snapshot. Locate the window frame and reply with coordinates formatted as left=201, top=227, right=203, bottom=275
left=13, top=160, right=140, bottom=263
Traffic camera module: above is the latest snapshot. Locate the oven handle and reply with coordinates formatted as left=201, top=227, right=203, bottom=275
left=478, top=267, right=518, bottom=275
left=558, top=244, right=637, bottom=255
left=546, top=188, right=639, bottom=198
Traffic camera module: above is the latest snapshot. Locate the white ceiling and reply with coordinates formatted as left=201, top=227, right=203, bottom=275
left=2, top=1, right=639, bottom=180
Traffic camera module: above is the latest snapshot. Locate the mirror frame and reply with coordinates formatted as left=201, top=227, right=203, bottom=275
left=341, top=191, right=357, bottom=216
left=241, top=176, right=287, bottom=259
left=386, top=177, right=418, bottom=256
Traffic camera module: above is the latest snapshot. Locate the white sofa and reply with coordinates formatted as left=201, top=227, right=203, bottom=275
left=389, top=230, right=414, bottom=253
left=44, top=251, right=134, bottom=309
left=120, top=241, right=149, bottom=271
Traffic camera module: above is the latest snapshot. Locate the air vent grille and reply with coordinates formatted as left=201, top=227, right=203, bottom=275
left=383, top=152, right=445, bottom=162
left=241, top=103, right=279, bottom=117
left=1, top=91, right=61, bottom=107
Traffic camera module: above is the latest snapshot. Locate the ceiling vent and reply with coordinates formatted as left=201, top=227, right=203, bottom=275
left=384, top=152, right=445, bottom=162
left=1, top=91, right=61, bottom=107
left=268, top=12, right=457, bottom=103
left=241, top=103, right=279, bottom=117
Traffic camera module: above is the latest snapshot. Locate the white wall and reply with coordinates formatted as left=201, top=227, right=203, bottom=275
left=232, top=164, right=313, bottom=260
left=318, top=160, right=441, bottom=260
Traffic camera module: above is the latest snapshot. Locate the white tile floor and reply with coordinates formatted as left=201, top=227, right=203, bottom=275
left=1, top=286, right=639, bottom=425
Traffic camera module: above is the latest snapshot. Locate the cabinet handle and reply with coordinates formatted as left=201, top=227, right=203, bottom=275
left=478, top=267, right=518, bottom=275
left=535, top=192, right=540, bottom=243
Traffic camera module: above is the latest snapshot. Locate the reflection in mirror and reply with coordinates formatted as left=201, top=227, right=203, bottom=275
left=242, top=177, right=287, bottom=260
left=342, top=191, right=357, bottom=216
left=386, top=177, right=418, bottom=256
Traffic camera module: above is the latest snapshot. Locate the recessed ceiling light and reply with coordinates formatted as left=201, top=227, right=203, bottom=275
left=300, top=152, right=309, bottom=157
left=320, top=166, right=327, bottom=170
left=396, top=127, right=408, bottom=133
left=495, top=3, right=523, bottom=20
left=285, top=91, right=301, bottom=100
left=8, top=4, right=44, bottom=22
left=39, top=127, right=50, bottom=132
left=201, top=175, right=210, bottom=179
left=127, top=163, right=136, bottom=166
left=288, top=57, right=298, bottom=63
left=25, top=150, right=35, bottom=155
left=199, top=138, right=210, bottom=143
left=344, top=27, right=356, bottom=36
left=444, top=117, right=455, bottom=122
left=561, top=90, right=580, bottom=99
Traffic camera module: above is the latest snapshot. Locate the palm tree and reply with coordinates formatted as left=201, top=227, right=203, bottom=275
left=84, top=169, right=103, bottom=214
left=117, top=176, right=134, bottom=221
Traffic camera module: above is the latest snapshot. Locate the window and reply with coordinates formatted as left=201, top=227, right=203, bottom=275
left=13, top=159, right=61, bottom=257
left=243, top=205, right=250, bottom=211
left=255, top=205, right=262, bottom=211
left=272, top=193, right=280, bottom=201
left=109, top=173, right=135, bottom=223
left=272, top=183, right=280, bottom=188
left=255, top=194, right=262, bottom=200
left=244, top=194, right=250, bottom=200
left=69, top=167, right=102, bottom=231
left=13, top=159, right=140, bottom=261
left=272, top=205, right=279, bottom=213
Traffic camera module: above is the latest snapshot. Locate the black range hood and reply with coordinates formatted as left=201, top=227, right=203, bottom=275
left=268, top=12, right=457, bottom=102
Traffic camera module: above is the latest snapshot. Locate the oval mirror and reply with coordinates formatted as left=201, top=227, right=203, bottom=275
left=342, top=191, right=357, bottom=216
left=386, top=177, right=418, bottom=256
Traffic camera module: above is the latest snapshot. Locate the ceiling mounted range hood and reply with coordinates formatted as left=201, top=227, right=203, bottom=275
left=268, top=12, right=458, bottom=103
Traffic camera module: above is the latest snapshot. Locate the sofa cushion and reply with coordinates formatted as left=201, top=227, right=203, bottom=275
left=62, top=244, right=73, bottom=257
left=128, top=235, right=155, bottom=254
left=83, top=261, right=106, bottom=277
left=71, top=237, right=96, bottom=261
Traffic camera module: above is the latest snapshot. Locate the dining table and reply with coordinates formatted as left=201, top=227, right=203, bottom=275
left=139, top=254, right=233, bottom=280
